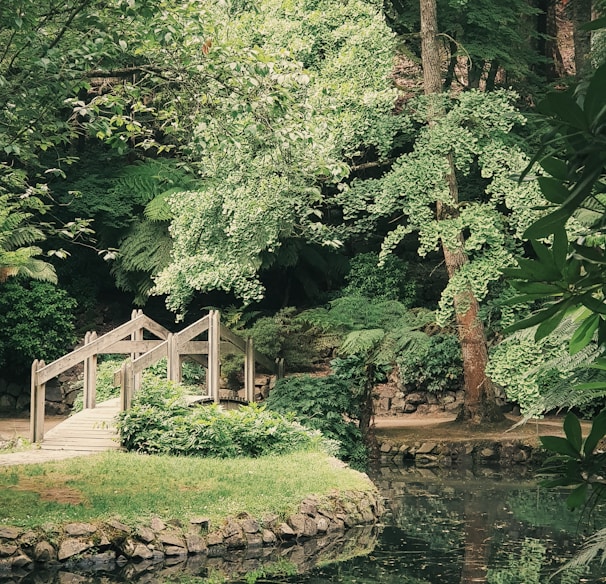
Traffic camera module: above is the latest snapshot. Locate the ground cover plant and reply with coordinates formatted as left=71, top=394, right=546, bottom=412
left=0, top=451, right=373, bottom=529
left=116, top=374, right=332, bottom=457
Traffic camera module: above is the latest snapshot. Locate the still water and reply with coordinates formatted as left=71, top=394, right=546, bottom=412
left=5, top=465, right=605, bottom=584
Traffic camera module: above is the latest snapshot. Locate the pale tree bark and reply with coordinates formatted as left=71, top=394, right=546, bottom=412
left=572, top=0, right=592, bottom=77
left=420, top=0, right=503, bottom=424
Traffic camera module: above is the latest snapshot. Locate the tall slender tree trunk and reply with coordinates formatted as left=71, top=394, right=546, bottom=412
left=420, top=0, right=503, bottom=424
left=572, top=0, right=592, bottom=77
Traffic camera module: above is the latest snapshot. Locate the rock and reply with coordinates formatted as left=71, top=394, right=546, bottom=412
left=11, top=553, right=32, bottom=568
left=0, top=544, right=17, bottom=557
left=164, top=546, right=187, bottom=557
left=262, top=529, right=277, bottom=544
left=315, top=517, right=329, bottom=532
left=379, top=442, right=392, bottom=453
left=206, top=532, right=224, bottom=546
left=0, top=527, right=21, bottom=540
left=158, top=532, right=186, bottom=548
left=189, top=516, right=210, bottom=530
left=149, top=517, right=166, bottom=532
left=106, top=519, right=131, bottom=533
left=416, top=442, right=437, bottom=455
left=137, top=526, right=155, bottom=543
left=403, top=403, right=417, bottom=413
left=288, top=514, right=317, bottom=538
left=124, top=540, right=153, bottom=561
left=240, top=518, right=259, bottom=534
left=185, top=533, right=207, bottom=554
left=0, top=395, right=15, bottom=410
left=64, top=523, right=96, bottom=537
left=480, top=447, right=497, bottom=459
left=406, top=392, right=427, bottom=405
left=277, top=523, right=295, bottom=539
left=34, top=541, right=56, bottom=562
left=299, top=498, right=318, bottom=516
left=58, top=539, right=93, bottom=561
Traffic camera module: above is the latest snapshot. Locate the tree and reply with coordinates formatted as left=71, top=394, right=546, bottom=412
left=418, top=0, right=502, bottom=423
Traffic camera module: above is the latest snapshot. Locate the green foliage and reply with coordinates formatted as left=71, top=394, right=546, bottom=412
left=487, top=538, right=546, bottom=584
left=0, top=279, right=77, bottom=377
left=265, top=374, right=366, bottom=467
left=116, top=374, right=329, bottom=457
left=397, top=333, right=463, bottom=394
left=539, top=410, right=606, bottom=510
left=72, top=357, right=125, bottom=414
left=342, top=252, right=416, bottom=304
left=248, top=308, right=321, bottom=371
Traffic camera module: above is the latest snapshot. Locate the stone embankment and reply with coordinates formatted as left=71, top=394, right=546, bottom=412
left=374, top=438, right=544, bottom=468
left=0, top=489, right=383, bottom=575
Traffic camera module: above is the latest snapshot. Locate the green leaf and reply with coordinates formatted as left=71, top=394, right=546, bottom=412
left=539, top=91, right=587, bottom=131
left=523, top=207, right=571, bottom=239
left=539, top=157, right=569, bottom=181
left=539, top=435, right=581, bottom=458
left=504, top=302, right=562, bottom=334
left=535, top=308, right=566, bottom=341
left=583, top=409, right=606, bottom=455
left=552, top=227, right=568, bottom=271
left=569, top=313, right=600, bottom=354
left=563, top=412, right=582, bottom=453
left=581, top=17, right=606, bottom=31
left=515, top=257, right=561, bottom=281
left=578, top=294, right=606, bottom=315
left=537, top=176, right=570, bottom=204
left=584, top=63, right=606, bottom=126
left=566, top=483, right=588, bottom=510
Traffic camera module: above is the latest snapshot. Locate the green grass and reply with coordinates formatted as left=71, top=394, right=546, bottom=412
left=0, top=451, right=373, bottom=530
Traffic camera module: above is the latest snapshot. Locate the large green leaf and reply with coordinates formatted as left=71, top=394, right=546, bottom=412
left=583, top=409, right=606, bottom=456
left=523, top=207, right=571, bottom=239
left=539, top=91, right=587, bottom=131
left=563, top=412, right=582, bottom=454
left=569, top=313, right=600, bottom=355
left=537, top=176, right=570, bottom=204
left=584, top=63, right=606, bottom=127
left=566, top=483, right=588, bottom=510
left=539, top=157, right=569, bottom=182
left=539, top=435, right=581, bottom=458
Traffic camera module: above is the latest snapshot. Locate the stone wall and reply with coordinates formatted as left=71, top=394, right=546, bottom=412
left=0, top=489, right=383, bottom=576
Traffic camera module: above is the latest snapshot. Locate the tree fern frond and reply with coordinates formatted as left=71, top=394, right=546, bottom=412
left=554, top=528, right=606, bottom=575
left=339, top=329, right=385, bottom=356
left=144, top=188, right=183, bottom=221
left=116, top=221, right=172, bottom=273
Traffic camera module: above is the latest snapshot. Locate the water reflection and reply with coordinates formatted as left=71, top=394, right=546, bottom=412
left=3, top=465, right=604, bottom=584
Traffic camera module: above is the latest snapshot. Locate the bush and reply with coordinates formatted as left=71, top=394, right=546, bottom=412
left=397, top=333, right=463, bottom=394
left=265, top=374, right=367, bottom=468
left=342, top=252, right=416, bottom=305
left=116, top=374, right=329, bottom=457
left=0, top=279, right=77, bottom=378
left=248, top=307, right=321, bottom=371
left=72, top=357, right=125, bottom=413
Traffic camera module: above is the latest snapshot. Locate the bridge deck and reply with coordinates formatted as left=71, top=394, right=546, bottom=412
left=41, top=398, right=121, bottom=451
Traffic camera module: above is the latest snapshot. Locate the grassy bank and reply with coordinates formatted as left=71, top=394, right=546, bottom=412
left=0, top=451, right=374, bottom=530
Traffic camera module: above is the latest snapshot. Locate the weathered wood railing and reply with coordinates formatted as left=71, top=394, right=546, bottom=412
left=31, top=309, right=281, bottom=443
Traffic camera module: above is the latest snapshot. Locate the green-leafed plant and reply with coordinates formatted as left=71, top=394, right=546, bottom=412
left=397, top=333, right=463, bottom=394
left=116, top=374, right=331, bottom=457
left=265, top=374, right=366, bottom=467
left=342, top=252, right=417, bottom=305
left=0, top=279, right=77, bottom=378
left=71, top=357, right=125, bottom=413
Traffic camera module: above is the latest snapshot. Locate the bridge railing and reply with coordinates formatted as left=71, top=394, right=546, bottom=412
left=31, top=310, right=282, bottom=442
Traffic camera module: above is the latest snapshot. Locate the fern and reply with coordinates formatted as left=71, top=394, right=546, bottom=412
left=554, top=528, right=606, bottom=575
left=339, top=328, right=385, bottom=355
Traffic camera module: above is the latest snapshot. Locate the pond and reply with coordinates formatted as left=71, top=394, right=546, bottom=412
left=3, top=464, right=604, bottom=584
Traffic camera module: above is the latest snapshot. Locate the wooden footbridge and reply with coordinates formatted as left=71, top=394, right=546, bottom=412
left=30, top=310, right=283, bottom=451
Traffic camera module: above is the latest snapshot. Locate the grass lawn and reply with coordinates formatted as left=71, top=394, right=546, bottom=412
left=0, top=451, right=374, bottom=530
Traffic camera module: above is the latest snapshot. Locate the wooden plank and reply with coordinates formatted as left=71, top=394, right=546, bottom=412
left=254, top=350, right=276, bottom=373
left=139, top=315, right=172, bottom=340
left=176, top=314, right=210, bottom=345
left=131, top=341, right=168, bottom=374
left=99, top=340, right=164, bottom=354
left=37, top=315, right=147, bottom=383
left=179, top=340, right=209, bottom=355
left=219, top=325, right=246, bottom=353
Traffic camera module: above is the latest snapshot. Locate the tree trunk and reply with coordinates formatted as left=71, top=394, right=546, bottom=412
left=420, top=0, right=503, bottom=424
left=572, top=0, right=592, bottom=77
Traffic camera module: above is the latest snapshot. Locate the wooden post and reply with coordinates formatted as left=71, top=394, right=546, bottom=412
left=131, top=309, right=143, bottom=392
left=208, top=310, right=221, bottom=403
left=167, top=333, right=181, bottom=383
left=83, top=331, right=98, bottom=409
left=119, top=362, right=134, bottom=412
left=30, top=359, right=46, bottom=443
left=276, top=358, right=285, bottom=380
left=245, top=337, right=255, bottom=403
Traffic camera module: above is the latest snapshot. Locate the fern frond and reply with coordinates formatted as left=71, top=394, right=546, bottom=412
left=339, top=329, right=385, bottom=356
left=144, top=188, right=184, bottom=221
left=554, top=528, right=606, bottom=575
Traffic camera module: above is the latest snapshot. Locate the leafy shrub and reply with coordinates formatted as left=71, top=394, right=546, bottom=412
left=397, top=333, right=463, bottom=393
left=72, top=357, right=125, bottom=413
left=0, top=280, right=77, bottom=378
left=248, top=307, right=321, bottom=371
left=116, top=374, right=329, bottom=457
left=265, top=374, right=367, bottom=467
left=342, top=252, right=416, bottom=305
